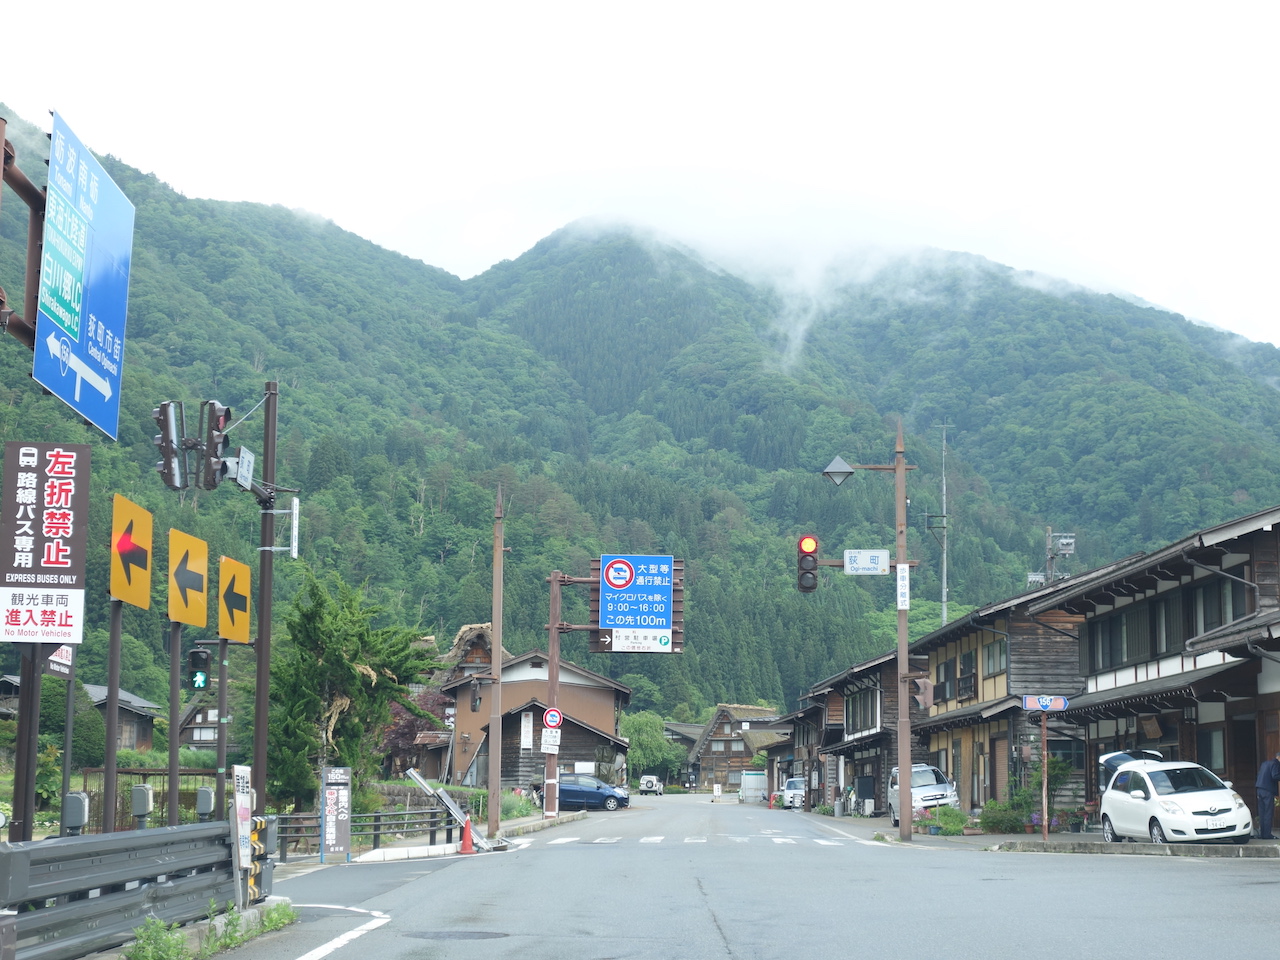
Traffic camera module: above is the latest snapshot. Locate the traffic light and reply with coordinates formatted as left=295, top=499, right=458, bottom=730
left=188, top=647, right=211, bottom=691
left=911, top=676, right=934, bottom=710
left=152, top=401, right=188, bottom=491
left=797, top=535, right=819, bottom=592
left=200, top=401, right=232, bottom=490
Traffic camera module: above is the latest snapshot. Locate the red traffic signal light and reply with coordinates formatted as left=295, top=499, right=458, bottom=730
left=200, top=401, right=233, bottom=490
left=797, top=535, right=819, bottom=592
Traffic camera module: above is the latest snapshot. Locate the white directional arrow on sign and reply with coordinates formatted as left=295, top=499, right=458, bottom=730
left=45, top=332, right=112, bottom=401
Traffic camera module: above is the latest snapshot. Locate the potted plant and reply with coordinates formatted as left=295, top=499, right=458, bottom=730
left=1067, top=810, right=1086, bottom=833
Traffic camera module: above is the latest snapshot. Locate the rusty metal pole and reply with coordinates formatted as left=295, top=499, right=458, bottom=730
left=486, top=488, right=504, bottom=838
left=543, top=573, right=562, bottom=819
left=168, top=622, right=182, bottom=825
left=0, top=129, right=42, bottom=350
left=103, top=600, right=123, bottom=833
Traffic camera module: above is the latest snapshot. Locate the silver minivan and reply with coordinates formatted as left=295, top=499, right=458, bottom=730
left=888, top=763, right=960, bottom=826
left=783, top=776, right=806, bottom=808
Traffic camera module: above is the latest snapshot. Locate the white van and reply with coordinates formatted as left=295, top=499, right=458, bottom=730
left=783, top=776, right=806, bottom=808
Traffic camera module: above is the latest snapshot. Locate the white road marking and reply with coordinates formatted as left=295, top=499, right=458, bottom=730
left=640, top=836, right=664, bottom=843
left=685, top=836, right=707, bottom=843
left=547, top=837, right=578, bottom=844
left=288, top=908, right=391, bottom=960
left=772, top=837, right=797, bottom=844
left=592, top=837, right=621, bottom=843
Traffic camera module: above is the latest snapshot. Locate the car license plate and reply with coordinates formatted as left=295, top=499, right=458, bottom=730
left=1207, top=818, right=1227, bottom=829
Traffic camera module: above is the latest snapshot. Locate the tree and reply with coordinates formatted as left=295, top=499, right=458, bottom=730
left=39, top=676, right=106, bottom=769
left=619, top=710, right=686, bottom=782
left=267, top=571, right=439, bottom=809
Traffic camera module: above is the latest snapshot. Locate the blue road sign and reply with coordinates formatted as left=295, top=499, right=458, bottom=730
left=32, top=114, right=135, bottom=439
left=600, top=555, right=674, bottom=630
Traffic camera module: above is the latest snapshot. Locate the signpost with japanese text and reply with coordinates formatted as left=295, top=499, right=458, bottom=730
left=592, top=554, right=682, bottom=653
left=0, top=443, right=92, bottom=644
left=32, top=114, right=135, bottom=439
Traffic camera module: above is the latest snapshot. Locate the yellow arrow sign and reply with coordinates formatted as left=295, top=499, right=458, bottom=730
left=218, top=556, right=252, bottom=644
left=110, top=495, right=152, bottom=609
left=168, top=530, right=208, bottom=627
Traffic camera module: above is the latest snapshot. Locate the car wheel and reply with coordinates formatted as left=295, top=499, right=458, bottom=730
left=891, top=808, right=899, bottom=827
left=604, top=796, right=619, bottom=811
left=1102, top=815, right=1120, bottom=842
left=1149, top=820, right=1167, bottom=844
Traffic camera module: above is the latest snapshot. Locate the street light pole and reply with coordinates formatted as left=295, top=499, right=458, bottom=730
left=823, top=421, right=916, bottom=842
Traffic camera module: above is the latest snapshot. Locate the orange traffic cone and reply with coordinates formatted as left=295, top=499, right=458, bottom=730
left=460, top=816, right=476, bottom=854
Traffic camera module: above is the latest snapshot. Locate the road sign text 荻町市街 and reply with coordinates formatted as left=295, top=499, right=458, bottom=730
left=600, top=554, right=673, bottom=653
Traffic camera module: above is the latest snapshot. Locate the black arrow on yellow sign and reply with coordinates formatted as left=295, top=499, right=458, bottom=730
left=116, top=521, right=149, bottom=584
left=218, top=555, right=252, bottom=644
left=173, top=551, right=204, bottom=606
left=222, top=574, right=248, bottom=624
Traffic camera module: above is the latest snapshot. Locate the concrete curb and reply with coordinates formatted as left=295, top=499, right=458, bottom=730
left=989, top=838, right=1279, bottom=857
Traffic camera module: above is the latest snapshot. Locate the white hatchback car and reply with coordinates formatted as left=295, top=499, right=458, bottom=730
left=1100, top=759, right=1251, bottom=844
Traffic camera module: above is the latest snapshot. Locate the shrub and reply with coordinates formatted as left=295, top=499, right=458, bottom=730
left=933, top=805, right=970, bottom=836
left=979, top=799, right=1025, bottom=834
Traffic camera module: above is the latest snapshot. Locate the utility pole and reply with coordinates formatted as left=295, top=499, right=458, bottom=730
left=252, top=383, right=278, bottom=817
left=487, top=488, right=504, bottom=839
left=823, top=421, right=917, bottom=842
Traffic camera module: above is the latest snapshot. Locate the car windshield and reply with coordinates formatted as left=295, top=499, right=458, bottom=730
left=911, top=768, right=947, bottom=787
left=785, top=779, right=804, bottom=790
left=1147, top=766, right=1226, bottom=795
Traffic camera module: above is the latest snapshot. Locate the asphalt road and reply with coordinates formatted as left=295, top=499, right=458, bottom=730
left=245, top=793, right=1280, bottom=960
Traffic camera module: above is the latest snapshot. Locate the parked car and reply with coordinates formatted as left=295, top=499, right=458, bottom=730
left=638, top=775, right=664, bottom=796
left=888, top=764, right=960, bottom=826
left=782, top=776, right=806, bottom=808
left=1100, top=758, right=1250, bottom=844
left=558, top=773, right=630, bottom=811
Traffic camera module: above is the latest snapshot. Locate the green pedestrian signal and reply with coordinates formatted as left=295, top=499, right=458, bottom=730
left=188, top=648, right=212, bottom=691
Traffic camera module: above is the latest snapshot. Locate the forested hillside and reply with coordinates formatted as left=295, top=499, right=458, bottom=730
left=4, top=106, right=1280, bottom=728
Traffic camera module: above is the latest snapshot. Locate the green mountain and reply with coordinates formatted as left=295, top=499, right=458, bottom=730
left=4, top=106, right=1280, bottom=723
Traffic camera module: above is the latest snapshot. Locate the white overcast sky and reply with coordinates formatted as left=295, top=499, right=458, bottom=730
left=4, top=2, right=1278, bottom=346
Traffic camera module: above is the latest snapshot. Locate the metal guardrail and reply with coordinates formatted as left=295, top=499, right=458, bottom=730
left=0, top=822, right=240, bottom=960
left=275, top=808, right=460, bottom=861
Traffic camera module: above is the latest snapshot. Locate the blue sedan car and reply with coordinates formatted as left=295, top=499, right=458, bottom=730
left=558, top=773, right=630, bottom=811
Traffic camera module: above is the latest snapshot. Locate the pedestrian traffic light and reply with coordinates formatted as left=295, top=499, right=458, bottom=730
left=911, top=676, right=934, bottom=710
left=188, top=647, right=212, bottom=691
left=797, top=535, right=819, bottom=592
left=200, top=401, right=233, bottom=490
left=152, top=401, right=188, bottom=491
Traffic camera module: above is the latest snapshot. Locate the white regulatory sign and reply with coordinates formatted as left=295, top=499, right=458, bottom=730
left=540, top=728, right=562, bottom=754
left=844, top=550, right=890, bottom=575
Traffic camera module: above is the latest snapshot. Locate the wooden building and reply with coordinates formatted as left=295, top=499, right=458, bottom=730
left=436, top=623, right=631, bottom=787
left=803, top=652, right=931, bottom=815
left=687, top=704, right=787, bottom=795
left=907, top=504, right=1280, bottom=817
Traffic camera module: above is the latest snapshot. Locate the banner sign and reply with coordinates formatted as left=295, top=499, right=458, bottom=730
left=321, top=766, right=352, bottom=858
left=0, top=443, right=91, bottom=644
